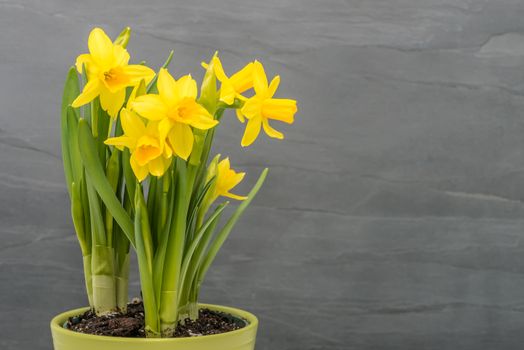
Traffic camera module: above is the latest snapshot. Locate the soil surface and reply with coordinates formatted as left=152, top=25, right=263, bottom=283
left=64, top=299, right=246, bottom=338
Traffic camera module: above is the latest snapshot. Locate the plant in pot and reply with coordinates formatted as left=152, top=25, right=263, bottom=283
left=50, top=27, right=298, bottom=350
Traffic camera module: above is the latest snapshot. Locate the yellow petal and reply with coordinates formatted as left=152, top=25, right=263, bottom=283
left=99, top=86, right=125, bottom=118
left=229, top=62, right=254, bottom=93
left=88, top=28, right=114, bottom=67
left=223, top=192, right=248, bottom=200
left=121, top=64, right=155, bottom=85
left=218, top=157, right=231, bottom=173
left=148, top=156, right=168, bottom=177
left=130, top=152, right=149, bottom=182
left=179, top=101, right=219, bottom=130
left=267, top=75, right=280, bottom=98
left=262, top=119, right=284, bottom=139
left=120, top=108, right=146, bottom=140
left=212, top=56, right=228, bottom=82
left=71, top=79, right=100, bottom=107
left=104, top=136, right=135, bottom=150
left=262, top=98, right=297, bottom=124
left=113, top=45, right=130, bottom=67
left=219, top=81, right=236, bottom=105
left=236, top=108, right=246, bottom=123
left=168, top=123, right=194, bottom=160
left=157, top=68, right=179, bottom=105
left=241, top=117, right=262, bottom=147
left=131, top=94, right=168, bottom=121
left=240, top=97, right=262, bottom=120
left=158, top=118, right=173, bottom=144
left=177, top=74, right=197, bottom=99
left=75, top=54, right=94, bottom=74
left=253, top=61, right=268, bottom=95
left=134, top=137, right=162, bottom=166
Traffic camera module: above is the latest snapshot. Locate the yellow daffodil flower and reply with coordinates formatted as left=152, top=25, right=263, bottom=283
left=205, top=156, right=247, bottom=201
left=239, top=61, right=297, bottom=147
left=203, top=56, right=254, bottom=106
left=105, top=108, right=171, bottom=181
left=71, top=27, right=155, bottom=118
left=130, top=68, right=218, bottom=160
left=215, top=158, right=248, bottom=200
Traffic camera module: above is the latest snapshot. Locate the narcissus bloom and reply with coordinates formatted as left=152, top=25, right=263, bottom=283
left=238, top=61, right=297, bottom=147
left=71, top=28, right=155, bottom=117
left=207, top=157, right=247, bottom=201
left=205, top=56, right=254, bottom=105
left=105, top=108, right=171, bottom=181
left=130, top=68, right=218, bottom=160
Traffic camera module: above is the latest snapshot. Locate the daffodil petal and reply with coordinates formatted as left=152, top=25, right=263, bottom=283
left=88, top=28, right=114, bottom=67
left=240, top=97, right=262, bottom=120
left=229, top=61, right=254, bottom=93
left=121, top=64, right=155, bottom=85
left=223, top=192, right=248, bottom=200
left=130, top=152, right=149, bottom=182
left=212, top=56, right=228, bottom=82
left=180, top=101, right=218, bottom=130
left=262, top=98, right=297, bottom=124
left=99, top=86, right=125, bottom=118
left=236, top=108, right=245, bottom=123
left=104, top=136, right=135, bottom=151
left=120, top=108, right=146, bottom=139
left=148, top=156, right=168, bottom=177
left=253, top=61, right=268, bottom=95
left=241, top=117, right=262, bottom=147
left=113, top=45, right=130, bottom=67
left=158, top=118, right=173, bottom=144
left=177, top=74, right=197, bottom=99
left=157, top=68, right=179, bottom=105
left=131, top=94, right=168, bottom=121
left=262, top=119, right=284, bottom=139
left=168, top=123, right=193, bottom=160
left=267, top=75, right=280, bottom=98
left=71, top=79, right=100, bottom=108
left=219, top=81, right=236, bottom=105
left=75, top=54, right=93, bottom=74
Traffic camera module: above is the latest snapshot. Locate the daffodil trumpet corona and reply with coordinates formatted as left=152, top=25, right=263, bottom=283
left=61, top=26, right=297, bottom=337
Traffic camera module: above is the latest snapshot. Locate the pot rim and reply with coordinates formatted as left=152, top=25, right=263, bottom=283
left=50, top=303, right=258, bottom=343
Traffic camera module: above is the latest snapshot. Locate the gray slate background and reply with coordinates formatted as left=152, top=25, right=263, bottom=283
left=2, top=0, right=524, bottom=349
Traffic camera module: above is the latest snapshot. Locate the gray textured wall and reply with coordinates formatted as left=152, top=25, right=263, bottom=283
left=2, top=1, right=524, bottom=349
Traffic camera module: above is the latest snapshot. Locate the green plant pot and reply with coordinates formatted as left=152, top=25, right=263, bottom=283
left=50, top=303, right=258, bottom=350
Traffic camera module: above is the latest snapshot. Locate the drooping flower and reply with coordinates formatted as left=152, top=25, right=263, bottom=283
left=71, top=27, right=155, bottom=118
left=215, top=158, right=247, bottom=200
left=206, top=156, right=247, bottom=201
left=105, top=108, right=171, bottom=181
left=238, top=61, right=297, bottom=147
left=203, top=56, right=254, bottom=106
left=130, top=68, right=219, bottom=160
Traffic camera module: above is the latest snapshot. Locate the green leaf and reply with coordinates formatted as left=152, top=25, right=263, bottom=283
left=122, top=149, right=136, bottom=207
left=179, top=202, right=227, bottom=304
left=198, top=168, right=268, bottom=284
left=66, top=106, right=83, bottom=183
left=61, top=67, right=80, bottom=195
left=71, top=181, right=87, bottom=254
left=78, top=118, right=135, bottom=248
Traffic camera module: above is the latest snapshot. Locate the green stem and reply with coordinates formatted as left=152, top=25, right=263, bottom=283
left=82, top=254, right=93, bottom=307
left=159, top=159, right=188, bottom=336
left=135, top=185, right=160, bottom=337
left=91, top=245, right=116, bottom=315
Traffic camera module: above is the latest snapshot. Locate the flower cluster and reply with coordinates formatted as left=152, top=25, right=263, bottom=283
left=62, top=26, right=299, bottom=336
left=72, top=28, right=297, bottom=186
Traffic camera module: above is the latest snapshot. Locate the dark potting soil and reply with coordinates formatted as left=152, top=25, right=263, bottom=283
left=64, top=299, right=247, bottom=338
